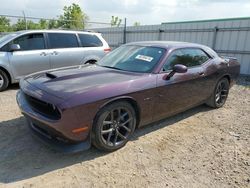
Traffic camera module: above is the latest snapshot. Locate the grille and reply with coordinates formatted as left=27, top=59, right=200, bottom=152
left=24, top=93, right=61, bottom=120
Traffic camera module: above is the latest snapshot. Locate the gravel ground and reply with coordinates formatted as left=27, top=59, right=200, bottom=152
left=0, top=80, right=249, bottom=188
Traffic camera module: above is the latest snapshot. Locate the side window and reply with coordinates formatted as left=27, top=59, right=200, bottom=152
left=163, top=48, right=210, bottom=71
left=181, top=48, right=210, bottom=67
left=12, top=33, right=45, bottom=51
left=48, top=33, right=79, bottom=49
left=162, top=49, right=183, bottom=71
left=0, top=44, right=9, bottom=52
left=78, top=34, right=103, bottom=47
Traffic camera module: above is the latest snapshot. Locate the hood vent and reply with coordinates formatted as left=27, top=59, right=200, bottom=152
left=46, top=73, right=57, bottom=79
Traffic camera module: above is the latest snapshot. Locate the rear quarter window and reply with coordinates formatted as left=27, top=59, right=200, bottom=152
left=78, top=34, right=103, bottom=47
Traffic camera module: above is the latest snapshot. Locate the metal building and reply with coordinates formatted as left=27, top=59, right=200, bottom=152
left=95, top=17, right=250, bottom=75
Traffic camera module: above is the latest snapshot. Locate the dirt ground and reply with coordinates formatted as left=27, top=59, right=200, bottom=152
left=0, top=80, right=249, bottom=188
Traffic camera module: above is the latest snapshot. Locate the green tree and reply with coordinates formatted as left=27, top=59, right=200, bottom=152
left=111, top=16, right=122, bottom=27
left=12, top=19, right=26, bottom=31
left=58, top=3, right=88, bottom=29
left=39, top=19, right=48, bottom=29
left=133, top=22, right=140, bottom=26
left=27, top=20, right=41, bottom=29
left=0, top=16, right=11, bottom=32
left=12, top=19, right=42, bottom=31
left=48, top=19, right=58, bottom=29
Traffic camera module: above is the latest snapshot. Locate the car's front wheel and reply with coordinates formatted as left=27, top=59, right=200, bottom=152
left=206, top=78, right=229, bottom=108
left=92, top=101, right=136, bottom=151
left=0, top=70, right=9, bottom=92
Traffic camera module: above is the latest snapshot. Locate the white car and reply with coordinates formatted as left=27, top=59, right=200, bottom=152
left=0, top=30, right=110, bottom=91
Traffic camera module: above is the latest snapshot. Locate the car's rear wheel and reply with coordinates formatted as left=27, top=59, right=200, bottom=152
left=206, top=78, right=229, bottom=108
left=92, top=101, right=136, bottom=151
left=0, top=70, right=9, bottom=92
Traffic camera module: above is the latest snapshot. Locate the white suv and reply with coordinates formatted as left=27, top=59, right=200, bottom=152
left=0, top=30, right=110, bottom=91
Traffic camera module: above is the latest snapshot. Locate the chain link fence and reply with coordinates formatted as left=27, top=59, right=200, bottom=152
left=0, top=14, right=125, bottom=31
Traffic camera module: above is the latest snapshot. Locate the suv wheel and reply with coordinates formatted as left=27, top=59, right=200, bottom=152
left=0, top=70, right=9, bottom=92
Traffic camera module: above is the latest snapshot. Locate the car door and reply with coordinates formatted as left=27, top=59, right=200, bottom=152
left=153, top=48, right=211, bottom=121
left=47, top=33, right=85, bottom=69
left=7, top=33, right=50, bottom=79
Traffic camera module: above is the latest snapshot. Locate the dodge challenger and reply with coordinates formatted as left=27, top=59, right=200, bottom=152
left=16, top=41, right=240, bottom=152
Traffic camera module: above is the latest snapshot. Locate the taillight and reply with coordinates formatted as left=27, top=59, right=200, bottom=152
left=104, top=48, right=111, bottom=53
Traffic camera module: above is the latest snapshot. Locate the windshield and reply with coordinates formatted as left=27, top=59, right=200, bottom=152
left=97, top=45, right=166, bottom=73
left=0, top=33, right=17, bottom=45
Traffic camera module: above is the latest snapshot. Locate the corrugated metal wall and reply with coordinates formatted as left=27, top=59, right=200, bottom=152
left=95, top=17, right=250, bottom=75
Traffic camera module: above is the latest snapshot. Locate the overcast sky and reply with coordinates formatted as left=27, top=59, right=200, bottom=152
left=1, top=0, right=250, bottom=26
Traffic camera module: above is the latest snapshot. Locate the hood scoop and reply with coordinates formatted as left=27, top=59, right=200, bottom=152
left=46, top=72, right=57, bottom=79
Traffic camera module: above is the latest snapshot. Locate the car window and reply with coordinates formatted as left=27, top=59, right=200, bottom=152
left=97, top=45, right=165, bottom=73
left=10, top=33, right=45, bottom=51
left=78, top=34, right=103, bottom=47
left=163, top=48, right=210, bottom=71
left=0, top=43, right=9, bottom=52
left=163, top=50, right=183, bottom=71
left=48, top=33, right=79, bottom=49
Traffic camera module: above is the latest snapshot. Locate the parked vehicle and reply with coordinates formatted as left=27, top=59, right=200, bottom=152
left=0, top=30, right=110, bottom=91
left=16, top=41, right=240, bottom=152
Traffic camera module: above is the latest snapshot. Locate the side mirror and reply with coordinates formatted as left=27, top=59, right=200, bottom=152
left=164, top=64, right=187, bottom=80
left=10, top=44, right=21, bottom=52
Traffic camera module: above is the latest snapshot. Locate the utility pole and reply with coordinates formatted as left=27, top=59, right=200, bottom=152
left=22, top=11, right=28, bottom=30
left=123, top=18, right=127, bottom=44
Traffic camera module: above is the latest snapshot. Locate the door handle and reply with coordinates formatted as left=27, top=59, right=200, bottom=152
left=51, top=51, right=59, bottom=55
left=40, top=52, right=48, bottom=56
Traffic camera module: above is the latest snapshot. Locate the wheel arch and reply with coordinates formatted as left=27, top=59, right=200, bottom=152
left=85, top=59, right=98, bottom=64
left=81, top=55, right=100, bottom=64
left=222, top=74, right=231, bottom=84
left=0, top=66, right=12, bottom=84
left=212, top=74, right=231, bottom=93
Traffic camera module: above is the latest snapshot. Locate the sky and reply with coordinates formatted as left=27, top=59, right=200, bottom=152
left=0, top=0, right=250, bottom=27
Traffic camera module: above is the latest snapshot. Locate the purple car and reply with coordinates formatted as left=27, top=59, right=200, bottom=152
left=16, top=41, right=240, bottom=152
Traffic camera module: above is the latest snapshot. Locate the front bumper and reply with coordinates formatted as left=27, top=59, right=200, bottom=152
left=27, top=118, right=91, bottom=153
left=16, top=90, right=91, bottom=153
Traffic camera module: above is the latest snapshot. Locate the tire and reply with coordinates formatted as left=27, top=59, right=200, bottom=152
left=206, top=78, right=229, bottom=108
left=0, top=69, right=9, bottom=92
left=92, top=101, right=136, bottom=152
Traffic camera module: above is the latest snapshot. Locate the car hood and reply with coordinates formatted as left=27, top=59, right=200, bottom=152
left=25, top=65, right=145, bottom=99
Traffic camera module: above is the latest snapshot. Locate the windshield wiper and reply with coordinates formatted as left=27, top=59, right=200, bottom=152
left=100, top=65, right=123, bottom=71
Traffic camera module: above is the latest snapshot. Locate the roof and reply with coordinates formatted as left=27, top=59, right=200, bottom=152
left=126, top=41, right=205, bottom=49
left=0, top=29, right=100, bottom=46
left=125, top=41, right=219, bottom=58
left=13, top=29, right=99, bottom=35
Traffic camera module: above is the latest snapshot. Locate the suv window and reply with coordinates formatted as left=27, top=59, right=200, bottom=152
left=78, top=34, right=103, bottom=47
left=48, top=33, right=79, bottom=49
left=0, top=44, right=9, bottom=52
left=163, top=48, right=210, bottom=71
left=7, top=33, right=45, bottom=51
